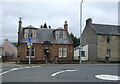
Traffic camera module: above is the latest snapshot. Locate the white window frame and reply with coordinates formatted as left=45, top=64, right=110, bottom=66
left=107, top=49, right=111, bottom=57
left=24, top=29, right=37, bottom=39
left=58, top=47, right=67, bottom=58
left=55, top=31, right=66, bottom=40
left=58, top=48, right=62, bottom=58
left=107, top=36, right=110, bottom=43
left=26, top=46, right=35, bottom=58
left=60, top=31, right=63, bottom=40
left=63, top=48, right=67, bottom=57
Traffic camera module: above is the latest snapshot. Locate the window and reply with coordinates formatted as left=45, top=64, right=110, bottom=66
left=58, top=48, right=62, bottom=57
left=60, top=31, right=63, bottom=39
left=24, top=29, right=37, bottom=39
left=56, top=31, right=59, bottom=40
left=55, top=31, right=66, bottom=40
left=107, top=36, right=110, bottom=43
left=26, top=48, right=30, bottom=56
left=107, top=49, right=111, bottom=57
left=26, top=46, right=35, bottom=58
left=31, top=46, right=35, bottom=56
left=81, top=51, right=85, bottom=57
left=58, top=47, right=67, bottom=58
left=63, top=48, right=67, bottom=57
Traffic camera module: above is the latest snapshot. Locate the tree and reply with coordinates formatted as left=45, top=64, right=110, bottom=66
left=13, top=43, right=18, bottom=48
left=70, top=33, right=80, bottom=48
left=48, top=25, right=51, bottom=29
left=43, top=23, right=47, bottom=28
left=40, top=25, right=43, bottom=28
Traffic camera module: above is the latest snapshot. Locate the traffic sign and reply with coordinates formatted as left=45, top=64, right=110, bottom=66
left=28, top=37, right=32, bottom=42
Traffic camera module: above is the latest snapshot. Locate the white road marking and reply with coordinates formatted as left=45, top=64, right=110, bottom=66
left=51, top=70, right=78, bottom=77
left=0, top=66, right=41, bottom=76
left=95, top=74, right=120, bottom=80
left=31, top=66, right=41, bottom=68
left=0, top=71, right=10, bottom=75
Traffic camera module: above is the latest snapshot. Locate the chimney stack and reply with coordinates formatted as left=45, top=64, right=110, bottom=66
left=4, top=39, right=8, bottom=42
left=18, top=17, right=22, bottom=33
left=86, top=18, right=92, bottom=25
left=64, top=21, right=68, bottom=30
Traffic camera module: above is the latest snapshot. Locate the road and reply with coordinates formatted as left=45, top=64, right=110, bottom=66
left=1, top=63, right=120, bottom=83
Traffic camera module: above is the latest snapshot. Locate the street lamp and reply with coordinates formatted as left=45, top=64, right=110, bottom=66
left=79, top=0, right=83, bottom=64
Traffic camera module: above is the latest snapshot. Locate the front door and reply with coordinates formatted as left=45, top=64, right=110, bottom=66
left=44, top=46, right=51, bottom=63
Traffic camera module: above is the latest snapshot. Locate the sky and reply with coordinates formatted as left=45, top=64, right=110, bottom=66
left=0, top=0, right=119, bottom=44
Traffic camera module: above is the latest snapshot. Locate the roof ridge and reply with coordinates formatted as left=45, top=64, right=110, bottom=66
left=8, top=42, right=17, bottom=50
left=92, top=23, right=119, bottom=27
left=26, top=25, right=35, bottom=28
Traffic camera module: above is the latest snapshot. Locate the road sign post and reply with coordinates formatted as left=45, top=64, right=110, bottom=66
left=29, top=45, right=31, bottom=65
left=27, top=37, right=32, bottom=65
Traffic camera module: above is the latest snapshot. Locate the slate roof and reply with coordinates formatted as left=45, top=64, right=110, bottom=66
left=92, top=24, right=120, bottom=35
left=26, top=25, right=35, bottom=28
left=20, top=27, right=72, bottom=44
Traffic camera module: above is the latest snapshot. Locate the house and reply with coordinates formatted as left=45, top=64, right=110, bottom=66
left=81, top=18, right=120, bottom=62
left=17, top=18, right=74, bottom=64
left=74, top=45, right=88, bottom=61
left=2, top=39, right=17, bottom=62
left=0, top=46, right=5, bottom=62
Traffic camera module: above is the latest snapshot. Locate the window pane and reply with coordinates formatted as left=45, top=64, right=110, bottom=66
left=32, top=46, right=34, bottom=50
left=27, top=48, right=30, bottom=50
left=63, top=31, right=66, bottom=39
left=24, top=29, right=29, bottom=38
left=31, top=51, right=34, bottom=56
left=81, top=51, right=85, bottom=57
left=60, top=31, right=63, bottom=39
left=26, top=51, right=30, bottom=56
left=29, top=29, right=33, bottom=33
left=107, top=36, right=110, bottom=43
left=63, top=48, right=67, bottom=57
left=59, top=48, right=62, bottom=57
left=107, top=49, right=111, bottom=57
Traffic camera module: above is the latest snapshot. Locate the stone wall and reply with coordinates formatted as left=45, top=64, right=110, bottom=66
left=97, top=35, right=119, bottom=61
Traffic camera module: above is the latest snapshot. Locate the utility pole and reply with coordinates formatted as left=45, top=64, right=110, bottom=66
left=79, top=0, right=83, bottom=64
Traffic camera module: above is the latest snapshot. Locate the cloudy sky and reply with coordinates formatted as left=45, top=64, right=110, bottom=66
left=0, top=0, right=119, bottom=44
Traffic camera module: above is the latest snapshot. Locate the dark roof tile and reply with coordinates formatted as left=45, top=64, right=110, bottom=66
left=20, top=27, right=72, bottom=44
left=92, top=24, right=120, bottom=35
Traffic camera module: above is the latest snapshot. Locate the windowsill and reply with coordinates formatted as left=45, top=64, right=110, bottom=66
left=26, top=56, right=35, bottom=58
left=57, top=39, right=67, bottom=40
left=58, top=57, right=67, bottom=59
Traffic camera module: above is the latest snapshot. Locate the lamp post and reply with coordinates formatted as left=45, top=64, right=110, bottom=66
left=79, top=0, right=83, bottom=64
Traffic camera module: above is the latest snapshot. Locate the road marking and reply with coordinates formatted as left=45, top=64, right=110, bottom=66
left=95, top=74, right=120, bottom=80
left=0, top=71, right=10, bottom=75
left=51, top=70, right=78, bottom=77
left=0, top=66, right=41, bottom=76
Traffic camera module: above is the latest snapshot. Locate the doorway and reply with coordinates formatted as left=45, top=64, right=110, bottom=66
left=44, top=46, right=51, bottom=63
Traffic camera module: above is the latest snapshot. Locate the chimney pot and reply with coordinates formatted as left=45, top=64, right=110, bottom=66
left=86, top=18, right=92, bottom=25
left=64, top=21, right=68, bottom=30
left=4, top=39, right=8, bottom=42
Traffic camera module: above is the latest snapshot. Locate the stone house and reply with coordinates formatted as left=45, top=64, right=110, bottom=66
left=17, top=18, right=74, bottom=63
left=2, top=39, right=17, bottom=62
left=81, top=18, right=120, bottom=62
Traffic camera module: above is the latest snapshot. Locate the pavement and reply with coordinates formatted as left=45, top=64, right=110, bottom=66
left=1, top=63, right=120, bottom=83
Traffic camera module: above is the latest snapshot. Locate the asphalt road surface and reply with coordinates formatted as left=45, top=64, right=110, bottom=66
left=1, top=63, right=120, bottom=82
